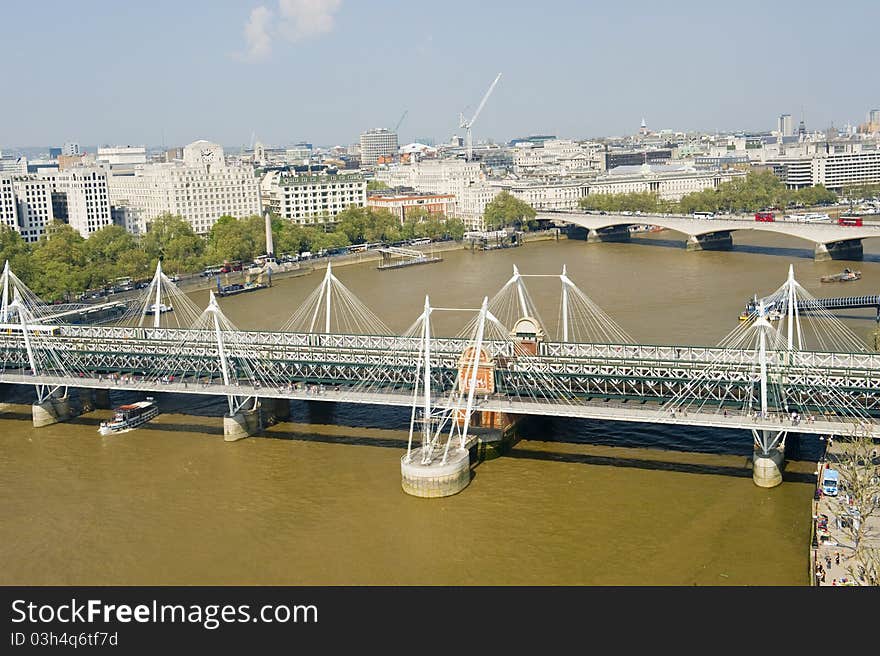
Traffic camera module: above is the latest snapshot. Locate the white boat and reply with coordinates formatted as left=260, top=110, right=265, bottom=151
left=98, top=398, right=159, bottom=435
left=143, top=303, right=173, bottom=315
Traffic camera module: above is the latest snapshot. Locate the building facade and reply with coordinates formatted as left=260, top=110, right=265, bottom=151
left=778, top=114, right=794, bottom=137
left=11, top=177, right=55, bottom=242
left=0, top=176, right=18, bottom=232
left=366, top=192, right=457, bottom=223
left=359, top=128, right=398, bottom=167
left=108, top=141, right=262, bottom=235
left=260, top=171, right=365, bottom=224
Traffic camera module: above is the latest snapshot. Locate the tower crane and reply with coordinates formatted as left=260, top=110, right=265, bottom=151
left=459, top=73, right=501, bottom=161
left=394, top=110, right=408, bottom=134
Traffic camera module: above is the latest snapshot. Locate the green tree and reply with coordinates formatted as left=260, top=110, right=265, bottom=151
left=367, top=180, right=389, bottom=191
left=141, top=213, right=205, bottom=274
left=30, top=221, right=89, bottom=301
left=483, top=191, right=537, bottom=230
left=0, top=225, right=35, bottom=286
left=84, top=225, right=143, bottom=286
left=207, top=215, right=257, bottom=263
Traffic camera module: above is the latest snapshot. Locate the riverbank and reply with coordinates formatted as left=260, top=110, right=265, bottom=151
left=811, top=437, right=880, bottom=586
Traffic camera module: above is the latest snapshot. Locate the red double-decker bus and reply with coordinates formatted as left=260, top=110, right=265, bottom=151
left=754, top=212, right=774, bottom=222
left=838, top=216, right=863, bottom=226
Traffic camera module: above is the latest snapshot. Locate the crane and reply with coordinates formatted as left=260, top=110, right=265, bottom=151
left=459, top=73, right=501, bottom=161
left=394, top=110, right=408, bottom=134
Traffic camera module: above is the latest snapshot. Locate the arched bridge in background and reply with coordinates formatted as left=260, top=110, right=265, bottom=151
left=540, top=211, right=880, bottom=261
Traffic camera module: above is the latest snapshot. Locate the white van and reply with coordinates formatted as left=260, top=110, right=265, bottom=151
left=821, top=469, right=839, bottom=496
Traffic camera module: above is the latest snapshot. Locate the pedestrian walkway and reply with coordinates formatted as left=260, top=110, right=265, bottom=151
left=811, top=438, right=879, bottom=586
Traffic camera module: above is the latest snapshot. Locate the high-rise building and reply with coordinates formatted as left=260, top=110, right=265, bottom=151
left=778, top=114, right=793, bottom=137
left=359, top=128, right=398, bottom=167
left=96, top=146, right=147, bottom=169
left=0, top=176, right=18, bottom=232
left=11, top=177, right=55, bottom=242
left=44, top=168, right=112, bottom=237
left=62, top=142, right=81, bottom=156
left=869, top=109, right=880, bottom=125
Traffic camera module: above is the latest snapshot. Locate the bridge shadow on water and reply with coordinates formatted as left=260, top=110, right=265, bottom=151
left=506, top=446, right=815, bottom=484
left=628, top=236, right=823, bottom=261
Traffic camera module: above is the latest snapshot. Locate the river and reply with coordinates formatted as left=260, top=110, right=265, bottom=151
left=3, top=230, right=877, bottom=585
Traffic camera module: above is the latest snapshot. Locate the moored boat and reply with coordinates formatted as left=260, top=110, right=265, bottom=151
left=821, top=268, right=861, bottom=283
left=98, top=398, right=159, bottom=435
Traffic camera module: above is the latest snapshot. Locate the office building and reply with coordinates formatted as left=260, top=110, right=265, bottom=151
left=62, top=142, right=81, bottom=157
left=109, top=141, right=261, bottom=235
left=260, top=170, right=365, bottom=224
left=778, top=114, right=794, bottom=137
left=359, top=128, right=398, bottom=167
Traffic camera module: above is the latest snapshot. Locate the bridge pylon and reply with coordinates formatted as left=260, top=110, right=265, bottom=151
left=205, top=292, right=263, bottom=441
left=7, top=290, right=71, bottom=427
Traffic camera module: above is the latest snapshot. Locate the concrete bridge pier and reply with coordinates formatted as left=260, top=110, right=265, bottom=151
left=223, top=401, right=263, bottom=442
left=814, top=239, right=863, bottom=262
left=262, top=397, right=290, bottom=425
left=32, top=394, right=72, bottom=428
left=587, top=225, right=631, bottom=244
left=401, top=447, right=471, bottom=498
left=686, top=231, right=733, bottom=252
left=752, top=443, right=785, bottom=488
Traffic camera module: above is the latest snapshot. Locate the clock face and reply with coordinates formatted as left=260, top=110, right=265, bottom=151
left=201, top=149, right=215, bottom=162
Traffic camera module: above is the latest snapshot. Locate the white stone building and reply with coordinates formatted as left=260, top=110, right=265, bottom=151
left=585, top=164, right=746, bottom=201
left=45, top=168, right=113, bottom=237
left=11, top=177, right=55, bottom=242
left=0, top=175, right=18, bottom=232
left=260, top=170, right=365, bottom=224
left=96, top=145, right=147, bottom=169
left=108, top=141, right=262, bottom=235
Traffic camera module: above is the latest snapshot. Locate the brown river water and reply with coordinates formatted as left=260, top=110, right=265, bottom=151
left=4, top=230, right=879, bottom=585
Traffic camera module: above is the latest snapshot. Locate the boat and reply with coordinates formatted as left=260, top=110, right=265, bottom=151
left=216, top=271, right=269, bottom=297
left=143, top=303, right=173, bottom=315
left=98, top=397, right=159, bottom=435
left=821, top=268, right=861, bottom=283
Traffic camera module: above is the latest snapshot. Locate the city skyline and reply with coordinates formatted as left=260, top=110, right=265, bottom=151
left=1, top=0, right=878, bottom=149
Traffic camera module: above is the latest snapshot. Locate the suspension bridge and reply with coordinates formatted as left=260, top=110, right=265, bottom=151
left=541, top=211, right=880, bottom=261
left=1, top=259, right=879, bottom=497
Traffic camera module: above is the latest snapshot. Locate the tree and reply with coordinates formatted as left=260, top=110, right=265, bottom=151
left=207, top=215, right=257, bottom=263
left=141, top=213, right=205, bottom=273
left=30, top=221, right=89, bottom=301
left=84, top=225, right=143, bottom=285
left=0, top=226, right=35, bottom=285
left=830, top=434, right=880, bottom=567
left=366, top=180, right=389, bottom=191
left=483, top=191, right=537, bottom=230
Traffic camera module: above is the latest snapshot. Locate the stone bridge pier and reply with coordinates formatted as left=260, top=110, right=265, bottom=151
left=814, top=239, right=863, bottom=262
left=686, top=231, right=734, bottom=252
left=587, top=225, right=631, bottom=243
left=32, top=393, right=72, bottom=428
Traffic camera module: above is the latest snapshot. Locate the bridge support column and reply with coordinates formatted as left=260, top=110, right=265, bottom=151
left=752, top=430, right=786, bottom=489
left=473, top=411, right=522, bottom=461
left=262, top=397, right=290, bottom=425
left=32, top=394, right=72, bottom=428
left=400, top=447, right=471, bottom=498
left=686, top=231, right=733, bottom=252
left=223, top=402, right=262, bottom=442
left=77, top=388, right=95, bottom=413
left=587, top=226, right=631, bottom=244
left=94, top=389, right=112, bottom=409
left=814, top=239, right=863, bottom=262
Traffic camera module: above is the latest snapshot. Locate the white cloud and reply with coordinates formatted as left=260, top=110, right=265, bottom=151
left=239, top=1, right=342, bottom=60
left=243, top=6, right=274, bottom=60
left=279, top=0, right=342, bottom=41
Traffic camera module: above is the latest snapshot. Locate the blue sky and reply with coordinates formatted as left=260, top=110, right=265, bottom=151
left=2, top=0, right=878, bottom=149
